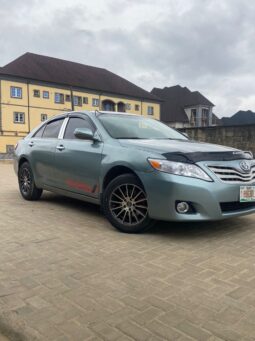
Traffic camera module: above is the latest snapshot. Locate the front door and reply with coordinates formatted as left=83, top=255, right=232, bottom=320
left=54, top=115, right=103, bottom=198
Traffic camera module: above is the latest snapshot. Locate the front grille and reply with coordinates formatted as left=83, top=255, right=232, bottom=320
left=220, top=201, right=255, bottom=212
left=208, top=165, right=255, bottom=183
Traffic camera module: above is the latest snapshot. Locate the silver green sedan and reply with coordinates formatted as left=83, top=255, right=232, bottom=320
left=14, top=111, right=255, bottom=233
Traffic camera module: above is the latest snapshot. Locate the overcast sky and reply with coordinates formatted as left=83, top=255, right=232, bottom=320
left=0, top=0, right=254, bottom=117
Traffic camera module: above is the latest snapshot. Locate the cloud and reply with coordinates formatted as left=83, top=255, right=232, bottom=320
left=0, top=0, right=255, bottom=116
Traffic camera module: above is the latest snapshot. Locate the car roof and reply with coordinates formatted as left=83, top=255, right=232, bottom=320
left=95, top=110, right=139, bottom=116
left=47, top=110, right=140, bottom=122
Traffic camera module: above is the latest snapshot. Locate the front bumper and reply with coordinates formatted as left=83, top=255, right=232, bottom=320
left=138, top=170, right=255, bottom=221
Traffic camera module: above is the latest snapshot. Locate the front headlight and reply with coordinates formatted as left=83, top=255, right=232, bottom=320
left=148, top=158, right=212, bottom=182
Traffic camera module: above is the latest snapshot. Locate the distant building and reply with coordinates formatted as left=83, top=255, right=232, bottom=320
left=151, top=85, right=216, bottom=128
left=221, top=110, right=255, bottom=126
left=0, top=53, right=160, bottom=153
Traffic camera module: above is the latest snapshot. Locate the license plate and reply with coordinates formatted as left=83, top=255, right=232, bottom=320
left=240, top=186, right=255, bottom=202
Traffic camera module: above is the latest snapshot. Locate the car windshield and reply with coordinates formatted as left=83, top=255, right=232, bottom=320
left=98, top=114, right=188, bottom=140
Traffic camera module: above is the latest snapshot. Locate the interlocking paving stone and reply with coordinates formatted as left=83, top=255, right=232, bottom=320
left=1, top=163, right=255, bottom=340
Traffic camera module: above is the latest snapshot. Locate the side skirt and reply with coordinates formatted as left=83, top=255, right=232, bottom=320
left=43, top=185, right=101, bottom=205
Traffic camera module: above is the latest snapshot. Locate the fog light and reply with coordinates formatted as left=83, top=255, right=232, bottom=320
left=176, top=201, right=190, bottom=214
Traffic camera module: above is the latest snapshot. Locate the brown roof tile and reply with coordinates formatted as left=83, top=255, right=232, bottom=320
left=0, top=53, right=160, bottom=102
left=151, top=85, right=214, bottom=123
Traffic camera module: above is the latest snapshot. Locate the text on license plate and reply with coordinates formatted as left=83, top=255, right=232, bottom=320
left=240, top=186, right=255, bottom=202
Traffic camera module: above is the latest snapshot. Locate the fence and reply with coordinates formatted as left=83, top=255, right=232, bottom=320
left=179, top=124, right=255, bottom=155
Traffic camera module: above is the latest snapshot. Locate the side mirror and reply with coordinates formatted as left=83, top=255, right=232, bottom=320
left=74, top=128, right=100, bottom=142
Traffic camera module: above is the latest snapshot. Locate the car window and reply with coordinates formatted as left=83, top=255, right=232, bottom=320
left=33, top=125, right=45, bottom=138
left=64, top=117, right=95, bottom=139
left=42, top=119, right=64, bottom=138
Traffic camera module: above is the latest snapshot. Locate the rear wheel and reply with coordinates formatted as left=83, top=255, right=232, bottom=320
left=103, top=174, right=154, bottom=233
left=18, top=162, right=43, bottom=200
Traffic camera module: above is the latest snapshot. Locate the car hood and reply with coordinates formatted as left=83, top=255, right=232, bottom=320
left=119, top=139, right=252, bottom=163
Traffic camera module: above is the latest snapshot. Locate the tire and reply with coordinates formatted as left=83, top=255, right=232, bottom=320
left=102, top=174, right=155, bottom=233
left=18, top=162, right=43, bottom=201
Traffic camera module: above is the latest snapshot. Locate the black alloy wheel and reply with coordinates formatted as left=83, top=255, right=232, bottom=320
left=18, top=162, right=43, bottom=200
left=103, top=174, right=154, bottom=233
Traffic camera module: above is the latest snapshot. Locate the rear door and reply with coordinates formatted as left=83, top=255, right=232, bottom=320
left=53, top=114, right=103, bottom=198
left=29, top=117, right=65, bottom=187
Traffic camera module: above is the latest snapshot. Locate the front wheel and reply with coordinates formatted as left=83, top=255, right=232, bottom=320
left=102, top=174, right=155, bottom=233
left=18, top=162, right=43, bottom=201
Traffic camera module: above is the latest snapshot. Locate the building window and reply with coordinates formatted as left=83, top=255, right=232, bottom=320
left=65, top=94, right=71, bottom=102
left=33, top=89, right=40, bottom=97
left=10, top=86, right=22, bottom=99
left=147, top=106, right=154, bottom=115
left=43, top=91, right=49, bottom=99
left=202, top=108, right=209, bottom=126
left=14, top=112, right=25, bottom=124
left=83, top=97, right=88, bottom=104
left=103, top=100, right=116, bottom=111
left=55, top=93, right=64, bottom=104
left=135, top=104, right=140, bottom=111
left=125, top=103, right=131, bottom=110
left=73, top=96, right=82, bottom=107
left=92, top=98, right=99, bottom=107
left=190, top=109, right=197, bottom=126
left=41, top=114, right=48, bottom=122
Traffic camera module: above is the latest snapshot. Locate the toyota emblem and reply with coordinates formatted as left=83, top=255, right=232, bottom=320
left=239, top=160, right=251, bottom=172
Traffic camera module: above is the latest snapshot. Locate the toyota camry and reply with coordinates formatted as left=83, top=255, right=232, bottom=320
left=14, top=111, right=255, bottom=233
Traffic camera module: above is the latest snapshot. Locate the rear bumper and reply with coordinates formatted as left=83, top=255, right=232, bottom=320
left=139, top=171, right=255, bottom=221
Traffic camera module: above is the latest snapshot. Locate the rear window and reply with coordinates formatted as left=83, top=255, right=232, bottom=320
left=42, top=119, right=64, bottom=138
left=33, top=125, right=45, bottom=138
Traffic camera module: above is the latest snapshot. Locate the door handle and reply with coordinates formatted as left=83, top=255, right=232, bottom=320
left=29, top=141, right=34, bottom=147
left=56, top=145, right=65, bottom=151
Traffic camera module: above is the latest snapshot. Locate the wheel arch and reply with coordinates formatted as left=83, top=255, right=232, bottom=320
left=18, top=156, right=29, bottom=169
left=101, top=166, right=154, bottom=233
left=102, top=165, right=144, bottom=192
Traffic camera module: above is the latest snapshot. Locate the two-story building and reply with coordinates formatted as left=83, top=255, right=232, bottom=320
left=0, top=53, right=160, bottom=153
left=151, top=85, right=217, bottom=128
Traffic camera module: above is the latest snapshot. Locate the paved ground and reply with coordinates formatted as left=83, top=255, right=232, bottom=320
left=1, top=164, right=255, bottom=340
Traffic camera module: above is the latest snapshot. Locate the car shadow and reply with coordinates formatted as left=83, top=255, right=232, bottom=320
left=39, top=191, right=252, bottom=240
left=147, top=218, right=250, bottom=239
left=40, top=191, right=101, bottom=215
